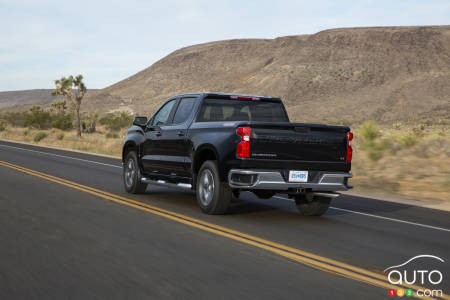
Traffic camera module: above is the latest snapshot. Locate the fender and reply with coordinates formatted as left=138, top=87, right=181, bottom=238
left=122, top=125, right=146, bottom=170
left=193, top=144, right=221, bottom=165
left=190, top=128, right=238, bottom=181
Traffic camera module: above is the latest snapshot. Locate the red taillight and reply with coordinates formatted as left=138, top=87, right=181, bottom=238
left=230, top=95, right=260, bottom=101
left=346, top=131, right=353, bottom=162
left=236, top=127, right=251, bottom=158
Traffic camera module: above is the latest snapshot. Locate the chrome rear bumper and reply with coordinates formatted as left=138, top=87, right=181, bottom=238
left=228, top=169, right=352, bottom=191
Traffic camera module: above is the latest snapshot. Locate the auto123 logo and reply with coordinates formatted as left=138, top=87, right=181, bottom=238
left=384, top=255, right=445, bottom=297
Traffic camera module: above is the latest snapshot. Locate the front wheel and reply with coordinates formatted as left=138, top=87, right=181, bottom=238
left=295, top=195, right=331, bottom=216
left=196, top=160, right=232, bottom=214
left=123, top=151, right=148, bottom=194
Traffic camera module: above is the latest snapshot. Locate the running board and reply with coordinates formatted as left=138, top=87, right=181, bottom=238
left=312, top=192, right=341, bottom=198
left=141, top=177, right=192, bottom=190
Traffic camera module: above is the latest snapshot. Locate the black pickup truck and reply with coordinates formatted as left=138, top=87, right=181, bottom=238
left=122, top=93, right=353, bottom=216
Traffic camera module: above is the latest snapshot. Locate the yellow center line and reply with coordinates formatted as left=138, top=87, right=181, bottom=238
left=0, top=160, right=447, bottom=300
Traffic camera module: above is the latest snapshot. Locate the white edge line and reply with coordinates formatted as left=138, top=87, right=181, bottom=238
left=0, top=144, right=122, bottom=169
left=273, top=196, right=450, bottom=233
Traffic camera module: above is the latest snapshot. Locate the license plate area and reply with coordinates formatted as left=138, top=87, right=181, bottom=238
left=288, top=170, right=308, bottom=182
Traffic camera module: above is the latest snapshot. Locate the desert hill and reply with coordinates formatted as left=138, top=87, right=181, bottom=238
left=85, top=26, right=450, bottom=125
left=0, top=89, right=98, bottom=112
left=0, top=89, right=57, bottom=109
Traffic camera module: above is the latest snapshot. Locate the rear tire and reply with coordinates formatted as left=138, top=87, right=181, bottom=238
left=295, top=195, right=331, bottom=216
left=123, top=151, right=148, bottom=194
left=196, top=160, right=231, bottom=214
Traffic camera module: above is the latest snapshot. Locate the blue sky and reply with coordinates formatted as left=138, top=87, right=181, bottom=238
left=0, top=0, right=449, bottom=91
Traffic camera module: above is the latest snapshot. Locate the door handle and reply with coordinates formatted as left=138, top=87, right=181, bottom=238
left=177, top=131, right=185, bottom=137
left=155, top=131, right=162, bottom=136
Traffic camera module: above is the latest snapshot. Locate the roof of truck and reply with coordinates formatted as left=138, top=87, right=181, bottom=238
left=172, top=92, right=282, bottom=101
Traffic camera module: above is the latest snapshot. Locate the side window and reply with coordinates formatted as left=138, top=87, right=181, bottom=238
left=152, top=100, right=176, bottom=126
left=173, top=97, right=196, bottom=124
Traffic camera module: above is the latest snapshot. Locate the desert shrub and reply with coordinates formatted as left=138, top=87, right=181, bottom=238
left=57, top=133, right=64, bottom=140
left=100, top=112, right=133, bottom=132
left=82, top=112, right=99, bottom=133
left=0, top=121, right=6, bottom=132
left=106, top=132, right=119, bottom=139
left=412, top=124, right=427, bottom=137
left=24, top=106, right=52, bottom=129
left=414, top=174, right=426, bottom=180
left=2, top=111, right=28, bottom=127
left=417, top=123, right=427, bottom=131
left=392, top=122, right=402, bottom=130
left=368, top=149, right=383, bottom=161
left=437, top=118, right=448, bottom=126
left=399, top=132, right=418, bottom=148
left=358, top=122, right=397, bottom=160
left=52, top=114, right=73, bottom=130
left=34, top=132, right=48, bottom=142
left=379, top=138, right=399, bottom=154
left=359, top=120, right=380, bottom=142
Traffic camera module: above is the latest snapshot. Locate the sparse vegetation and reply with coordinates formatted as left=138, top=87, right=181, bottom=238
left=358, top=121, right=384, bottom=161
left=105, top=132, right=119, bottom=139
left=349, top=121, right=449, bottom=201
left=51, top=100, right=67, bottom=115
left=50, top=100, right=73, bottom=130
left=367, top=150, right=382, bottom=161
left=392, top=122, right=402, bottom=130
left=0, top=121, right=6, bottom=132
left=359, top=120, right=380, bottom=142
left=99, top=112, right=133, bottom=132
left=34, top=132, right=48, bottom=142
left=0, top=104, right=76, bottom=132
left=52, top=114, right=74, bottom=130
left=24, top=106, right=52, bottom=129
left=399, top=131, right=418, bottom=147
left=1, top=111, right=27, bottom=127
left=82, top=112, right=99, bottom=133
left=0, top=125, right=124, bottom=156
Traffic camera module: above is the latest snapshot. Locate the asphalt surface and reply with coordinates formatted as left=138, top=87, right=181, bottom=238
left=0, top=140, right=449, bottom=299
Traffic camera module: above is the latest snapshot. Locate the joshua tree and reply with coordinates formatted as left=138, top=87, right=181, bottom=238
left=88, top=112, right=99, bottom=133
left=51, top=75, right=86, bottom=137
left=51, top=100, right=67, bottom=116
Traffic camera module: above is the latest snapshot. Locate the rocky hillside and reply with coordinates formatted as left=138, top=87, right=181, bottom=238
left=0, top=89, right=56, bottom=109
left=85, top=26, right=449, bottom=124
left=6, top=26, right=450, bottom=125
left=0, top=89, right=98, bottom=112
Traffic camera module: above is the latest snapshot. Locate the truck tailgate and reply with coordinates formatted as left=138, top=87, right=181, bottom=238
left=249, top=123, right=349, bottom=162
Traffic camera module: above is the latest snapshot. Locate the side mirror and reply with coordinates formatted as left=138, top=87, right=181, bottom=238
left=133, top=116, right=148, bottom=127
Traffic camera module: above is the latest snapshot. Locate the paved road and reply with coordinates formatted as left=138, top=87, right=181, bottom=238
left=0, top=140, right=449, bottom=299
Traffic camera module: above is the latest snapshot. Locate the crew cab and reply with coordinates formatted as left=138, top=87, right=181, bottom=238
left=122, top=93, right=353, bottom=215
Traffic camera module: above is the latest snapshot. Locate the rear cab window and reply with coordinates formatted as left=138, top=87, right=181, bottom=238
left=196, top=98, right=289, bottom=122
